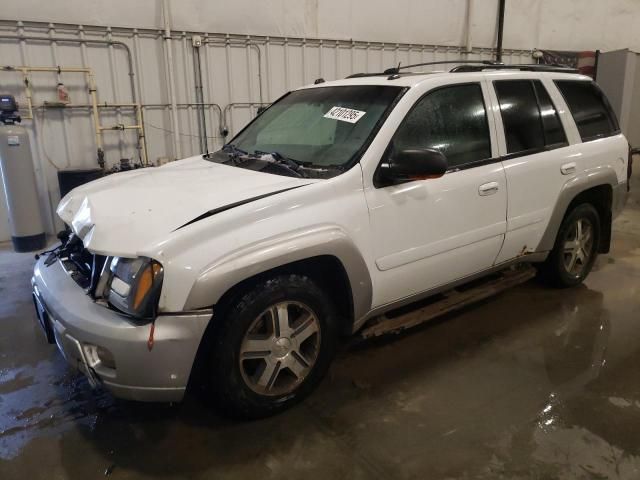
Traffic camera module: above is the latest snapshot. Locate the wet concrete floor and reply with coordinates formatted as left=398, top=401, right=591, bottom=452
left=1, top=178, right=640, bottom=479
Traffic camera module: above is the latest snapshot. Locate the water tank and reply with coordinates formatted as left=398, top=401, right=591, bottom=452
left=0, top=124, right=46, bottom=252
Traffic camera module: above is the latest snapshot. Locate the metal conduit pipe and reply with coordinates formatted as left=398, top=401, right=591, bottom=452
left=496, top=0, right=506, bottom=63
left=465, top=0, right=474, bottom=54
left=0, top=34, right=137, bottom=103
left=162, top=0, right=182, bottom=159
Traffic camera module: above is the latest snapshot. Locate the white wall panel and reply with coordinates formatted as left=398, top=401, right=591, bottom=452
left=0, top=19, right=530, bottom=240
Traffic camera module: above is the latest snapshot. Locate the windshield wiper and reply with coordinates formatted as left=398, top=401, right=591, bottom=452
left=253, top=150, right=307, bottom=178
left=218, top=143, right=249, bottom=163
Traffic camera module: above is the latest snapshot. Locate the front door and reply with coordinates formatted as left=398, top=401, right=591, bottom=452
left=364, top=82, right=507, bottom=308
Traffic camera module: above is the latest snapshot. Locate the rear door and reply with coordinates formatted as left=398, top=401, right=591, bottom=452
left=487, top=76, right=574, bottom=263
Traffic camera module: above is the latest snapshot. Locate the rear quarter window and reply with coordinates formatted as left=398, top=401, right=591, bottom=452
left=554, top=80, right=620, bottom=141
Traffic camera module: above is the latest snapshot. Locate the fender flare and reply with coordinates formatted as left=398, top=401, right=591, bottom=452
left=182, top=224, right=373, bottom=326
left=537, top=167, right=619, bottom=253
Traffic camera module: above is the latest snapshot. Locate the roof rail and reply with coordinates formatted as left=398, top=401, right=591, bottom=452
left=450, top=63, right=579, bottom=73
left=383, top=60, right=498, bottom=74
left=344, top=61, right=579, bottom=80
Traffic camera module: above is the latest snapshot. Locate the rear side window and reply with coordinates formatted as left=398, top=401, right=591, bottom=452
left=391, top=83, right=492, bottom=168
left=494, top=80, right=567, bottom=155
left=494, top=80, right=545, bottom=154
left=533, top=81, right=567, bottom=146
left=555, top=80, right=619, bottom=141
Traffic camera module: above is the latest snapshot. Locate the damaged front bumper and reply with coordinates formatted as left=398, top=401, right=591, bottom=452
left=31, top=256, right=212, bottom=402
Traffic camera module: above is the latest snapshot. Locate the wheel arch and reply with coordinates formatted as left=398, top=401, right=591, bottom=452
left=538, top=169, right=617, bottom=254
left=183, top=225, right=372, bottom=333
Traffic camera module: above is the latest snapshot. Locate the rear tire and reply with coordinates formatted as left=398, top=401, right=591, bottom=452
left=209, top=274, right=338, bottom=419
left=539, top=203, right=601, bottom=288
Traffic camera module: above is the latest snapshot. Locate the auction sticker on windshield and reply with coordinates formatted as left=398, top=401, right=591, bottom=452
left=324, top=106, right=366, bottom=123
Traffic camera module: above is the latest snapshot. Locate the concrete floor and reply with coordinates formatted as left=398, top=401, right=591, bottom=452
left=1, top=177, right=639, bottom=480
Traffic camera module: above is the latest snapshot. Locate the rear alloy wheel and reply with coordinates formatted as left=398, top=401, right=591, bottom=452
left=210, top=274, right=338, bottom=418
left=562, top=217, right=595, bottom=278
left=540, top=203, right=601, bottom=288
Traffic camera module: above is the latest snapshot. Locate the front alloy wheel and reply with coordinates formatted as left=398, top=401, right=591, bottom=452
left=210, top=274, right=337, bottom=418
left=239, top=301, right=321, bottom=396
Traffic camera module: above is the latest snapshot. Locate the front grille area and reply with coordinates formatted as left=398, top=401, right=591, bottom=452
left=55, top=234, right=107, bottom=294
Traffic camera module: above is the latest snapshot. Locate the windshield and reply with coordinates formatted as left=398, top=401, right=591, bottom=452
left=207, top=85, right=404, bottom=179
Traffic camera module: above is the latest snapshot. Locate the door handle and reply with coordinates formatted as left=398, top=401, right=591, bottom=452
left=561, top=162, right=577, bottom=175
left=479, top=182, right=499, bottom=196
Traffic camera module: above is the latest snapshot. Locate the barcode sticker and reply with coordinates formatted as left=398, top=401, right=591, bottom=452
left=323, top=106, right=366, bottom=124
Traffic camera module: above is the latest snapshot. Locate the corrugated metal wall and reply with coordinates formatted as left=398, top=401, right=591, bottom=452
left=0, top=19, right=532, bottom=238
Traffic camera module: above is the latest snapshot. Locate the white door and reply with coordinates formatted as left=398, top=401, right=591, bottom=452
left=486, top=76, right=612, bottom=263
left=364, top=81, right=507, bottom=308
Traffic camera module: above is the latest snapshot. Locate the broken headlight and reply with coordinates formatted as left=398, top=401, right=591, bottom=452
left=107, top=257, right=163, bottom=319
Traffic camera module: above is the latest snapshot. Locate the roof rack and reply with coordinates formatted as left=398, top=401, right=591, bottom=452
left=450, top=63, right=579, bottom=73
left=382, top=60, right=498, bottom=74
left=345, top=61, right=580, bottom=80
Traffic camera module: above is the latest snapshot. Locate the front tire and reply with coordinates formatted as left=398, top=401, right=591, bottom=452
left=209, top=274, right=338, bottom=419
left=539, top=203, right=601, bottom=288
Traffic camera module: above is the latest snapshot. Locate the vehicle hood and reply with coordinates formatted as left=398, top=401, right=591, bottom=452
left=57, top=156, right=315, bottom=256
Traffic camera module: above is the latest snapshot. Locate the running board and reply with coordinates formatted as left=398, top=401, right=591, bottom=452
left=359, top=265, right=537, bottom=339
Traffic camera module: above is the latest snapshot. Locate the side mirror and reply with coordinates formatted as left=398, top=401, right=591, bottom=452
left=376, top=147, right=448, bottom=186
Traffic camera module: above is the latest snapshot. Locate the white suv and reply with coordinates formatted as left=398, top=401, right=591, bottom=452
left=32, top=63, right=630, bottom=418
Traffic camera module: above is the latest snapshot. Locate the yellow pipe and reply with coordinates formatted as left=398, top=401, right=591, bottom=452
left=3, top=65, right=149, bottom=167
left=85, top=70, right=103, bottom=153
left=22, top=72, right=34, bottom=120
left=135, top=105, right=149, bottom=165
left=99, top=125, right=143, bottom=131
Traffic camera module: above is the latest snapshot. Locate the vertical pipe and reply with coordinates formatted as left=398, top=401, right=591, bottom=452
left=265, top=37, right=272, bottom=102
left=181, top=32, right=196, bottom=155
left=250, top=44, right=264, bottom=104
left=224, top=34, right=235, bottom=136
left=334, top=40, right=339, bottom=79
left=301, top=38, right=307, bottom=85
left=201, top=33, right=214, bottom=145
left=245, top=36, right=253, bottom=116
left=496, top=0, right=506, bottom=63
left=349, top=40, right=354, bottom=76
left=132, top=28, right=150, bottom=164
left=465, top=0, right=474, bottom=54
left=365, top=43, right=370, bottom=73
left=283, top=38, right=290, bottom=91
left=162, top=0, right=182, bottom=159
left=106, top=27, right=125, bottom=159
left=318, top=39, right=324, bottom=81
left=193, top=44, right=208, bottom=153
left=48, top=24, right=72, bottom=168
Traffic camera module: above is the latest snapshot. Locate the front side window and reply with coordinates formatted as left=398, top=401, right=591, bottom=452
left=555, top=80, right=619, bottom=141
left=390, top=83, right=492, bottom=169
left=208, top=85, right=404, bottom=179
